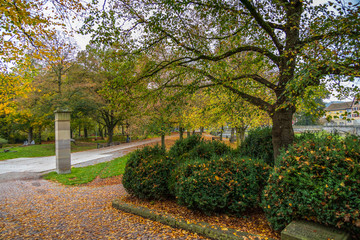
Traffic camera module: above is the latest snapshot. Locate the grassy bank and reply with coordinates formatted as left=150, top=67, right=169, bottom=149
left=43, top=154, right=129, bottom=185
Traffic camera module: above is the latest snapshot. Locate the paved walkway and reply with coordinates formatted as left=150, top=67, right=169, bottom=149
left=0, top=137, right=163, bottom=182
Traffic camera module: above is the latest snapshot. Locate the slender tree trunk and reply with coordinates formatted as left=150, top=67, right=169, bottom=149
left=235, top=126, right=246, bottom=147
left=179, top=126, right=184, bottom=140
left=28, top=127, right=33, bottom=143
left=78, top=125, right=81, bottom=137
left=98, top=126, right=103, bottom=138
left=84, top=126, right=88, bottom=138
left=71, top=129, right=73, bottom=139
left=220, top=126, right=224, bottom=141
left=230, top=127, right=235, bottom=143
left=38, top=127, right=42, bottom=145
left=161, top=134, right=165, bottom=150
left=271, top=108, right=295, bottom=160
left=187, top=129, right=191, bottom=137
left=122, top=125, right=125, bottom=135
left=192, top=129, right=195, bottom=135
left=200, top=127, right=204, bottom=135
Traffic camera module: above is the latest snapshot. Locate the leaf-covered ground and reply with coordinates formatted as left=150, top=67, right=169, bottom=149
left=0, top=177, right=207, bottom=239
left=121, top=195, right=280, bottom=240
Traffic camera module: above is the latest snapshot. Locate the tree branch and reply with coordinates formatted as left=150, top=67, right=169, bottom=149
left=239, top=0, right=284, bottom=52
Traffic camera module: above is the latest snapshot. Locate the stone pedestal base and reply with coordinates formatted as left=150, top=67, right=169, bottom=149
left=281, top=220, right=350, bottom=240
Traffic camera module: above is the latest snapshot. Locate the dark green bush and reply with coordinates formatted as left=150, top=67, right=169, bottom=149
left=262, top=134, right=360, bottom=237
left=168, top=139, right=231, bottom=197
left=187, top=140, right=231, bottom=160
left=123, top=145, right=173, bottom=200
left=0, top=137, right=8, bottom=148
left=239, top=127, right=274, bottom=166
left=175, top=155, right=271, bottom=215
left=168, top=134, right=203, bottom=159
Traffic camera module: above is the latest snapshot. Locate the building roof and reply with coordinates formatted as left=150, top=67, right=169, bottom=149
left=324, top=102, right=352, bottom=111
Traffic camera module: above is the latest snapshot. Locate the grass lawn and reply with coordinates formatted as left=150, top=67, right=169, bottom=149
left=0, top=142, right=98, bottom=161
left=43, top=154, right=129, bottom=185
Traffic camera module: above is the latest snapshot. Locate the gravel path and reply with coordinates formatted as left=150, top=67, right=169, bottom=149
left=0, top=178, right=206, bottom=239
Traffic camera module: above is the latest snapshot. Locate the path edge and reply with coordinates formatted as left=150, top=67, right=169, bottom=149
left=112, top=199, right=274, bottom=240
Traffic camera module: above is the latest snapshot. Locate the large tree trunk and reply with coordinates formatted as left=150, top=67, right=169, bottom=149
left=28, top=127, right=33, bottom=143
left=179, top=126, right=184, bottom=140
left=107, top=126, right=114, bottom=145
left=161, top=134, right=165, bottom=150
left=271, top=108, right=295, bottom=160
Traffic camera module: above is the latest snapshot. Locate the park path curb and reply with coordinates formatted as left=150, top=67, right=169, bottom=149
left=112, top=199, right=274, bottom=240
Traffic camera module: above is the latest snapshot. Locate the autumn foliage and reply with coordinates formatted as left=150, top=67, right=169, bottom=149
left=262, top=133, right=360, bottom=237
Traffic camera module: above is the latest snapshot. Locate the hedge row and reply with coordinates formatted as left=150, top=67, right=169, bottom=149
left=122, top=132, right=360, bottom=237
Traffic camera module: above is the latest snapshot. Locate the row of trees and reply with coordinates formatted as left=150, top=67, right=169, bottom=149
left=2, top=0, right=359, bottom=159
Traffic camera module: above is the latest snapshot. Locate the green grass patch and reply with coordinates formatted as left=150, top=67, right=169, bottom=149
left=42, top=154, right=129, bottom=185
left=0, top=142, right=98, bottom=161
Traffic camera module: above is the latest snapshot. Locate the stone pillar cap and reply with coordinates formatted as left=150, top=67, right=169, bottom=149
left=54, top=109, right=72, bottom=113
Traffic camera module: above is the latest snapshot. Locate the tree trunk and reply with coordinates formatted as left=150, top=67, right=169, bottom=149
left=220, top=126, right=224, bottom=141
left=99, top=126, right=103, bottom=138
left=38, top=127, right=42, bottom=145
left=271, top=108, right=295, bottom=160
left=179, top=126, right=184, bottom=140
left=107, top=126, right=114, bottom=145
left=122, top=125, right=125, bottom=135
left=161, top=134, right=165, bottom=150
left=78, top=125, right=81, bottom=137
left=200, top=127, right=204, bottom=135
left=187, top=130, right=191, bottom=137
left=230, top=127, right=235, bottom=143
left=28, top=127, right=33, bottom=143
left=84, top=126, right=88, bottom=138
left=192, top=129, right=195, bottom=135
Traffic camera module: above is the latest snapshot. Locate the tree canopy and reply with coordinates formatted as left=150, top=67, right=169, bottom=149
left=83, top=0, right=360, bottom=158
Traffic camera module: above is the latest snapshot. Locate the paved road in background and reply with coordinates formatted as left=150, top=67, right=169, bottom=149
left=0, top=137, right=163, bottom=182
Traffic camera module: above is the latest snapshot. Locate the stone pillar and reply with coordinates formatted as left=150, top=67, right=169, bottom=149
left=55, top=110, right=71, bottom=174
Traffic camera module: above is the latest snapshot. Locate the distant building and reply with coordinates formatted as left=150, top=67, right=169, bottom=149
left=324, top=98, right=360, bottom=125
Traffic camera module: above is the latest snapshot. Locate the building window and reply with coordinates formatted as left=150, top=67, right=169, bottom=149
left=353, top=114, right=359, bottom=117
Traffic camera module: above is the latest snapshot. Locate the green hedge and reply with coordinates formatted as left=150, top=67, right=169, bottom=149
left=239, top=127, right=274, bottom=166
left=262, top=134, right=360, bottom=237
left=122, top=145, right=173, bottom=200
left=168, top=135, right=203, bottom=159
left=175, top=156, right=271, bottom=215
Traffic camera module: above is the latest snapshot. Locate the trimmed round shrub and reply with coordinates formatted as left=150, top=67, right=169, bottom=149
left=123, top=145, right=173, bottom=200
left=0, top=137, right=8, bottom=148
left=175, top=156, right=271, bottom=215
left=262, top=134, right=360, bottom=237
left=239, top=127, right=274, bottom=166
